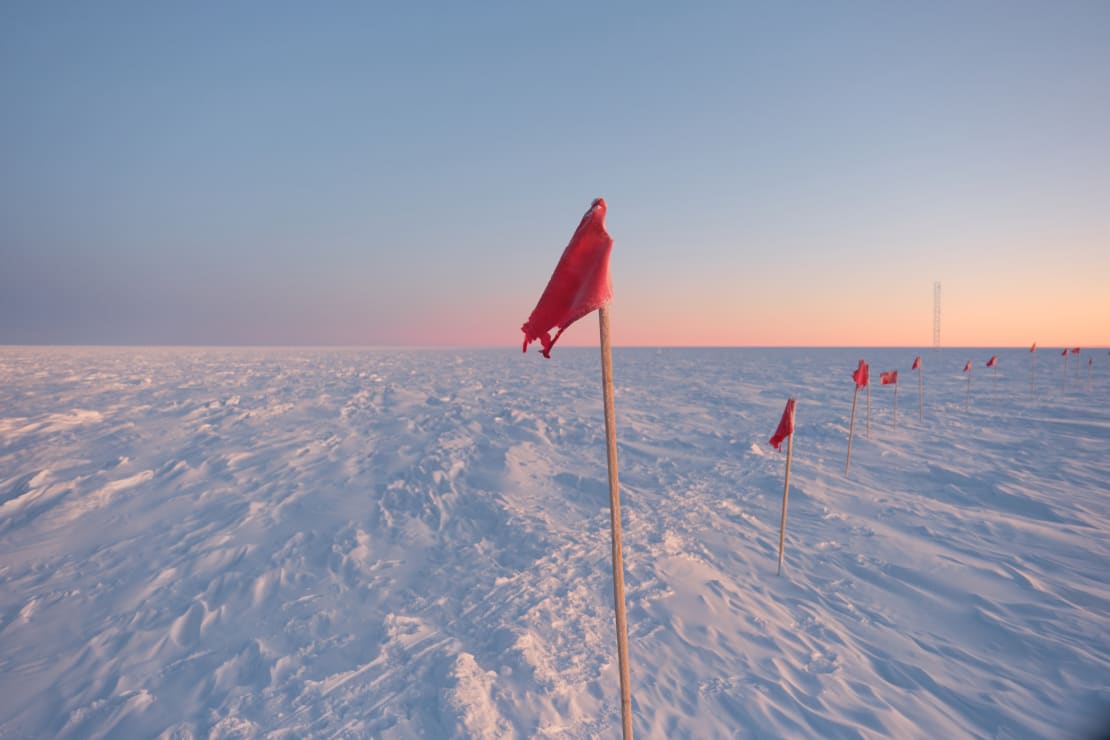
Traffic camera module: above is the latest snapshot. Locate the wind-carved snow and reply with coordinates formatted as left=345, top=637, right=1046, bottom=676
left=0, top=346, right=1107, bottom=738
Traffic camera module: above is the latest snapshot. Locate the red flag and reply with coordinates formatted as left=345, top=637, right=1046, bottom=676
left=880, top=370, right=898, bottom=385
left=986, top=355, right=997, bottom=368
left=1061, top=349, right=1068, bottom=356
left=1030, top=342, right=1037, bottom=353
left=911, top=356, right=921, bottom=370
left=768, top=398, right=796, bottom=451
left=522, top=198, right=613, bottom=358
left=963, top=361, right=971, bottom=372
left=852, top=360, right=870, bottom=387
left=1071, top=347, right=1080, bottom=354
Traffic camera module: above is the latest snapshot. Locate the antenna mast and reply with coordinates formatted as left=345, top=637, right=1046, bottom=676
left=933, top=281, right=941, bottom=351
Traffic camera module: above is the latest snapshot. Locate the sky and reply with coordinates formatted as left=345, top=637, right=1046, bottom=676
left=2, top=1, right=1108, bottom=348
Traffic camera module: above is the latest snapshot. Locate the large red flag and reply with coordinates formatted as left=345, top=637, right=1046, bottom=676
left=963, top=360, right=972, bottom=372
left=769, top=398, right=796, bottom=451
left=521, top=198, right=613, bottom=358
left=852, top=360, right=870, bottom=387
left=880, top=370, right=898, bottom=385
left=986, top=355, right=997, bottom=368
left=911, top=356, right=921, bottom=370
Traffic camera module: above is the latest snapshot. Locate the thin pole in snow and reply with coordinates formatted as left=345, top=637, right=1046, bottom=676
left=598, top=306, right=633, bottom=740
left=777, top=404, right=796, bottom=576
left=918, top=365, right=924, bottom=421
left=893, top=382, right=898, bottom=431
left=845, top=385, right=860, bottom=476
left=966, top=361, right=972, bottom=411
left=866, top=382, right=871, bottom=439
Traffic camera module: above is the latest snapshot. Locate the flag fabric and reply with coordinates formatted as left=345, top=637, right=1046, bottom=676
left=963, top=361, right=971, bottom=372
left=521, top=198, right=613, bottom=358
left=986, top=355, right=997, bottom=368
left=769, top=398, right=796, bottom=451
left=881, top=370, right=898, bottom=385
left=852, top=360, right=870, bottom=387
left=1062, top=349, right=1068, bottom=356
left=1072, top=347, right=1081, bottom=354
left=912, top=356, right=921, bottom=370
left=1031, top=342, right=1037, bottom=353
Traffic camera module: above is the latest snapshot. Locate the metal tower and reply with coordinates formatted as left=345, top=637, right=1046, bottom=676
left=933, top=281, right=941, bottom=350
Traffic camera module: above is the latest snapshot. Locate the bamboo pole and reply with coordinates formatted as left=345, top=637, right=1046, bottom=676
left=918, top=366, right=923, bottom=421
left=777, top=404, right=796, bottom=576
left=893, top=382, right=898, bottom=431
left=966, top=361, right=971, bottom=411
left=598, top=306, right=633, bottom=740
left=845, top=385, right=860, bottom=475
left=865, top=382, right=871, bottom=439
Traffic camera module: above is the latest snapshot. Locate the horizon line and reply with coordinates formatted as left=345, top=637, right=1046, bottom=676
left=2, top=343, right=1105, bottom=351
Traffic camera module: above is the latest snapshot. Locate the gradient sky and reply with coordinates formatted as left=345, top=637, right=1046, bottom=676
left=2, top=2, right=1108, bottom=347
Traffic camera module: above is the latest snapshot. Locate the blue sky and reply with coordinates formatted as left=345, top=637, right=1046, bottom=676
left=2, top=2, right=1108, bottom=346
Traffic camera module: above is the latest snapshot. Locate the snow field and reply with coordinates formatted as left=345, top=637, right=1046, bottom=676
left=1, top=346, right=1107, bottom=738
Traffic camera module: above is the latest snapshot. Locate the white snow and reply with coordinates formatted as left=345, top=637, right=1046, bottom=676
left=1, top=346, right=1107, bottom=738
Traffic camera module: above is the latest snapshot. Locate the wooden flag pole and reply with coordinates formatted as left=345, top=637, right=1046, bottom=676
left=893, top=382, right=898, bottom=431
left=865, top=382, right=871, bottom=439
left=917, top=366, right=924, bottom=421
left=598, top=305, right=633, bottom=740
left=966, top=362, right=972, bottom=411
left=845, top=385, right=860, bottom=475
left=777, top=404, right=796, bottom=576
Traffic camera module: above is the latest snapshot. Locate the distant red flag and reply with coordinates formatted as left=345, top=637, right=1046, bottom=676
left=769, top=398, right=796, bottom=451
left=1061, top=349, right=1068, bottom=356
left=963, top=361, right=971, bottom=372
left=911, top=356, right=921, bottom=370
left=852, top=360, right=870, bottom=387
left=1071, top=347, right=1080, bottom=354
left=986, top=355, right=997, bottom=368
left=880, top=370, right=898, bottom=385
left=521, top=198, right=613, bottom=358
left=1030, top=342, right=1037, bottom=353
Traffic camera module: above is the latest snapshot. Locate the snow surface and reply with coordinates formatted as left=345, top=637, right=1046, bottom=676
left=1, top=346, right=1107, bottom=739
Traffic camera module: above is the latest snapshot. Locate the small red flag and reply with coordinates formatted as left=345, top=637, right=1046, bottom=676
left=986, top=355, right=997, bottom=368
left=769, top=398, right=796, bottom=451
left=522, top=198, right=613, bottom=358
left=1071, top=347, right=1081, bottom=354
left=852, top=360, right=870, bottom=387
left=963, top=361, right=971, bottom=372
left=1030, top=342, right=1036, bottom=353
left=1061, top=349, right=1068, bottom=356
left=880, top=370, right=898, bottom=385
left=911, top=356, right=921, bottom=370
